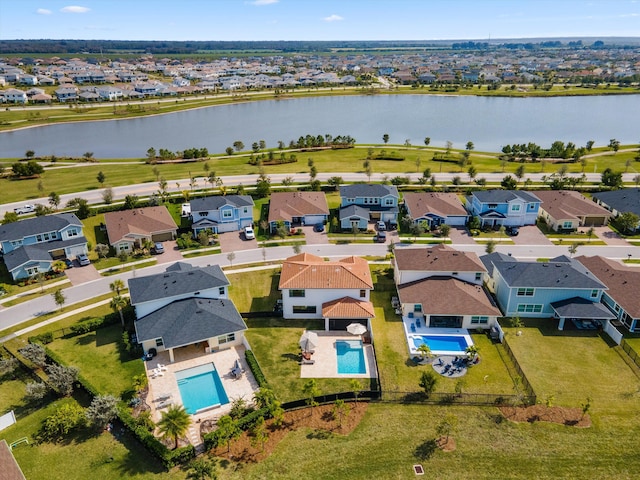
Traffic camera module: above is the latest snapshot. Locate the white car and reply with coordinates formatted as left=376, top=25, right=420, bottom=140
left=14, top=204, right=35, bottom=215
left=377, top=221, right=387, bottom=231
left=244, top=225, right=255, bottom=240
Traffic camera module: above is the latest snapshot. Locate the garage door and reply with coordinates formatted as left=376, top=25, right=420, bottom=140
left=152, top=232, right=174, bottom=242
left=216, top=222, right=238, bottom=233
left=66, top=245, right=87, bottom=257
left=304, top=215, right=325, bottom=225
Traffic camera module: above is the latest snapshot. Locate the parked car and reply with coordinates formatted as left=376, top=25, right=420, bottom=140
left=377, top=221, right=387, bottom=231
left=375, top=231, right=387, bottom=243
left=313, top=223, right=325, bottom=232
left=76, top=253, right=90, bottom=266
left=64, top=258, right=74, bottom=269
left=506, top=226, right=519, bottom=236
left=14, top=204, right=35, bottom=215
left=244, top=225, right=255, bottom=240
left=152, top=242, right=164, bottom=254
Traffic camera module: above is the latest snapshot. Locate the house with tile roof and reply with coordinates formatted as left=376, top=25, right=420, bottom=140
left=403, top=192, right=469, bottom=229
left=481, top=254, right=613, bottom=330
left=339, top=184, right=399, bottom=230
left=535, top=190, right=612, bottom=232
left=466, top=190, right=541, bottom=228
left=278, top=253, right=375, bottom=329
left=0, top=213, right=87, bottom=280
left=267, top=192, right=329, bottom=233
left=576, top=255, right=640, bottom=332
left=104, top=206, right=177, bottom=253
left=129, top=262, right=246, bottom=362
left=189, top=195, right=254, bottom=235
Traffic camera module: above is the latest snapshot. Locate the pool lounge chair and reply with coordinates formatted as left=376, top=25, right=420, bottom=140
left=416, top=318, right=421, bottom=328
left=410, top=323, right=416, bottom=333
left=300, top=358, right=315, bottom=365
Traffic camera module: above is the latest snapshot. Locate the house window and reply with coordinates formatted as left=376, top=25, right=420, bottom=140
left=528, top=203, right=536, bottom=210
left=471, top=316, right=489, bottom=324
left=516, top=304, right=543, bottom=313
left=511, top=204, right=521, bottom=212
left=488, top=203, right=498, bottom=209
left=26, top=266, right=39, bottom=276
left=66, top=228, right=79, bottom=237
left=36, top=231, right=57, bottom=242
left=155, top=338, right=164, bottom=347
left=219, top=287, right=225, bottom=295
left=562, top=221, right=573, bottom=229
left=385, top=198, right=394, bottom=206
left=360, top=290, right=366, bottom=298
left=119, top=244, right=129, bottom=251
left=591, top=290, right=599, bottom=298
left=347, top=198, right=354, bottom=203
left=517, top=288, right=534, bottom=296
left=452, top=272, right=458, bottom=276
left=222, top=210, right=232, bottom=218
left=414, top=304, right=422, bottom=312
left=293, top=305, right=317, bottom=314
left=218, top=333, right=235, bottom=344
left=243, top=207, right=249, bottom=214
left=10, top=240, right=23, bottom=248
left=289, top=289, right=305, bottom=297
left=475, top=273, right=482, bottom=281
left=199, top=211, right=208, bottom=216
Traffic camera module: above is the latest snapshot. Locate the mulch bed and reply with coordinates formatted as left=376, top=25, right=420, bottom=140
left=211, top=402, right=369, bottom=462
left=499, top=405, right=591, bottom=427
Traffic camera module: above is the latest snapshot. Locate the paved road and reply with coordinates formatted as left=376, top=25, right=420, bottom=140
left=1, top=241, right=638, bottom=334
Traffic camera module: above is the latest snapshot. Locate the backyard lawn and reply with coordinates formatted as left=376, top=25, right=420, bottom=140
left=227, top=267, right=280, bottom=313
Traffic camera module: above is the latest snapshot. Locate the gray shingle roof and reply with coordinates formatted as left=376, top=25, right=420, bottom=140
left=3, top=237, right=87, bottom=271
left=135, top=298, right=246, bottom=349
left=592, top=189, right=640, bottom=216
left=339, top=205, right=370, bottom=220
left=471, top=190, right=541, bottom=204
left=550, top=297, right=616, bottom=319
left=492, top=256, right=606, bottom=289
left=339, top=184, right=399, bottom=198
left=128, top=263, right=229, bottom=305
left=0, top=213, right=82, bottom=242
left=190, top=195, right=254, bottom=212
left=480, top=252, right=516, bottom=277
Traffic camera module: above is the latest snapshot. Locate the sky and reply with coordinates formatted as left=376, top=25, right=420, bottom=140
left=1, top=0, right=639, bottom=41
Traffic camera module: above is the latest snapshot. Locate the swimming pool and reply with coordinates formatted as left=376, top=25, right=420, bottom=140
left=336, top=340, right=367, bottom=375
left=409, top=333, right=472, bottom=356
left=175, top=363, right=229, bottom=414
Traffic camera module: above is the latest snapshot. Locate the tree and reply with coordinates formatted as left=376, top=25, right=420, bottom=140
left=157, top=404, right=191, bottom=449
left=404, top=139, right=412, bottom=148
left=382, top=133, right=389, bottom=144
left=19, top=343, right=47, bottom=368
left=255, top=172, right=271, bottom=198
left=465, top=141, right=474, bottom=152
left=364, top=160, right=373, bottom=181
left=102, top=187, right=114, bottom=204
left=35, top=204, right=54, bottom=216
left=233, top=140, right=245, bottom=152
left=436, top=414, right=458, bottom=443
left=419, top=371, right=438, bottom=397
left=227, top=252, right=236, bottom=267
left=485, top=239, right=497, bottom=254
left=187, top=458, right=217, bottom=480
left=302, top=379, right=320, bottom=414
left=53, top=288, right=66, bottom=311
left=110, top=295, right=128, bottom=328
left=586, top=227, right=595, bottom=243
left=94, top=243, right=109, bottom=259
left=467, top=165, right=477, bottom=181
left=124, top=194, right=139, bottom=209
left=601, top=168, right=623, bottom=188
left=417, top=343, right=432, bottom=361
left=608, top=138, right=620, bottom=153
left=96, top=171, right=106, bottom=186
left=83, top=152, right=94, bottom=161
left=147, top=147, right=157, bottom=162
left=12, top=160, right=44, bottom=177
left=25, top=149, right=35, bottom=159
left=250, top=416, right=269, bottom=452
left=25, top=381, right=48, bottom=402
left=48, top=192, right=60, bottom=210
left=568, top=242, right=583, bottom=257
left=327, top=176, right=343, bottom=190
left=445, top=140, right=453, bottom=157
left=515, top=164, right=526, bottom=183
left=225, top=147, right=234, bottom=156
left=66, top=197, right=91, bottom=219
left=332, top=399, right=351, bottom=427
left=216, top=415, right=241, bottom=454
left=501, top=175, right=518, bottom=190
left=581, top=397, right=592, bottom=420
left=46, top=364, right=79, bottom=396
left=586, top=140, right=595, bottom=152
left=85, top=394, right=119, bottom=429
left=41, top=403, right=85, bottom=440
left=439, top=224, right=451, bottom=238
left=350, top=379, right=363, bottom=404
left=2, top=211, right=19, bottom=224
left=424, top=137, right=431, bottom=147
left=616, top=212, right=640, bottom=234
left=51, top=260, right=66, bottom=275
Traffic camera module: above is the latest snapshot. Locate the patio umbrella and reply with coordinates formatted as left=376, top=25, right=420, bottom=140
left=299, top=331, right=319, bottom=353
left=346, top=323, right=367, bottom=336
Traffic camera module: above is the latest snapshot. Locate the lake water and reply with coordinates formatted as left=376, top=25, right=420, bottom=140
left=1, top=94, right=638, bottom=157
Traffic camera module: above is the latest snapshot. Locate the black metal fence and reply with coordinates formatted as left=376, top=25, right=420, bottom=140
left=281, top=390, right=381, bottom=411
left=378, top=390, right=535, bottom=406
left=620, top=339, right=640, bottom=369
left=498, top=336, right=537, bottom=404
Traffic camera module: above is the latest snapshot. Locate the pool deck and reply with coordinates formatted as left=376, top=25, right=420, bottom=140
left=402, top=319, right=473, bottom=356
left=145, top=343, right=259, bottom=446
left=300, top=330, right=378, bottom=379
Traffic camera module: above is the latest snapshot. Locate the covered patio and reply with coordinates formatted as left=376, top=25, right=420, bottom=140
left=551, top=297, right=616, bottom=330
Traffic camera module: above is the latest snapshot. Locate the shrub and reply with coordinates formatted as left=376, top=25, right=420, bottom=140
left=18, top=343, right=47, bottom=368
left=28, top=332, right=54, bottom=344
left=245, top=350, right=269, bottom=388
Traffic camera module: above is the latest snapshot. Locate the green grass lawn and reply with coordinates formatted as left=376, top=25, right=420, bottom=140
left=227, top=267, right=281, bottom=313
left=46, top=323, right=145, bottom=397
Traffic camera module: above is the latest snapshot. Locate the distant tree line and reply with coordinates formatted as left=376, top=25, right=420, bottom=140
left=145, top=147, right=208, bottom=163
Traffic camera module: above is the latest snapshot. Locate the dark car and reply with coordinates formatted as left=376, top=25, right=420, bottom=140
left=376, top=231, right=387, bottom=243
left=64, top=258, right=74, bottom=269
left=313, top=223, right=325, bottom=232
left=505, top=226, right=519, bottom=236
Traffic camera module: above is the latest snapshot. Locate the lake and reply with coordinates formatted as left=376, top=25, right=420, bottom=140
left=1, top=94, right=638, bottom=157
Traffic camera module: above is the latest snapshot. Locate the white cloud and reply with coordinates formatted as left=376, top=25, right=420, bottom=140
left=324, top=14, right=344, bottom=22
left=36, top=8, right=52, bottom=15
left=249, top=0, right=279, bottom=5
left=61, top=5, right=90, bottom=13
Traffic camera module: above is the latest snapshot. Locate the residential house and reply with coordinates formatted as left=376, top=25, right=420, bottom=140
left=96, top=86, right=124, bottom=101
left=0, top=213, right=87, bottom=280
left=278, top=253, right=375, bottom=330
left=403, top=192, right=469, bottom=229
left=104, top=206, right=178, bottom=253
left=54, top=86, right=78, bottom=102
left=466, top=190, right=541, bottom=228
left=190, top=195, right=254, bottom=235
left=577, top=255, right=640, bottom=332
left=1, top=88, right=28, bottom=103
left=480, top=254, right=613, bottom=330
left=592, top=189, right=640, bottom=233
left=339, top=184, right=399, bottom=230
left=267, top=191, right=329, bottom=233
left=535, top=190, right=612, bottom=231
left=129, top=262, right=246, bottom=362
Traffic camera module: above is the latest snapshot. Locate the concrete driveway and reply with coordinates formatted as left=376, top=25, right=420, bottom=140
left=511, top=225, right=552, bottom=245
left=154, top=240, right=183, bottom=263
left=592, top=226, right=629, bottom=246
left=301, top=225, right=329, bottom=245
left=64, top=262, right=101, bottom=285
left=448, top=226, right=477, bottom=245
left=218, top=230, right=257, bottom=253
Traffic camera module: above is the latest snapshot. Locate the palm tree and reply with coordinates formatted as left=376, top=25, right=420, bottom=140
left=417, top=343, right=432, bottom=362
left=157, top=404, right=191, bottom=449
left=110, top=279, right=124, bottom=296
left=110, top=295, right=127, bottom=328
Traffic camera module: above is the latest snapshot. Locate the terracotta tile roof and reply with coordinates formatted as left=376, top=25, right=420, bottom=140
left=403, top=192, right=467, bottom=218
left=322, top=296, right=375, bottom=318
left=398, top=277, right=501, bottom=316
left=535, top=190, right=612, bottom=221
left=104, top=206, right=177, bottom=244
left=268, top=192, right=329, bottom=223
left=576, top=255, right=640, bottom=318
left=279, top=254, right=373, bottom=289
left=394, top=244, right=486, bottom=272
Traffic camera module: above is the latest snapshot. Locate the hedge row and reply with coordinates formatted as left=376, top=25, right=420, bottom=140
left=68, top=313, right=120, bottom=335
left=202, top=406, right=270, bottom=451
left=245, top=350, right=269, bottom=388
left=29, top=331, right=54, bottom=344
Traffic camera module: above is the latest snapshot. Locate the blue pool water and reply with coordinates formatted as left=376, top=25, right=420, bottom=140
left=336, top=340, right=366, bottom=375
left=175, top=363, right=229, bottom=414
left=412, top=335, right=470, bottom=354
